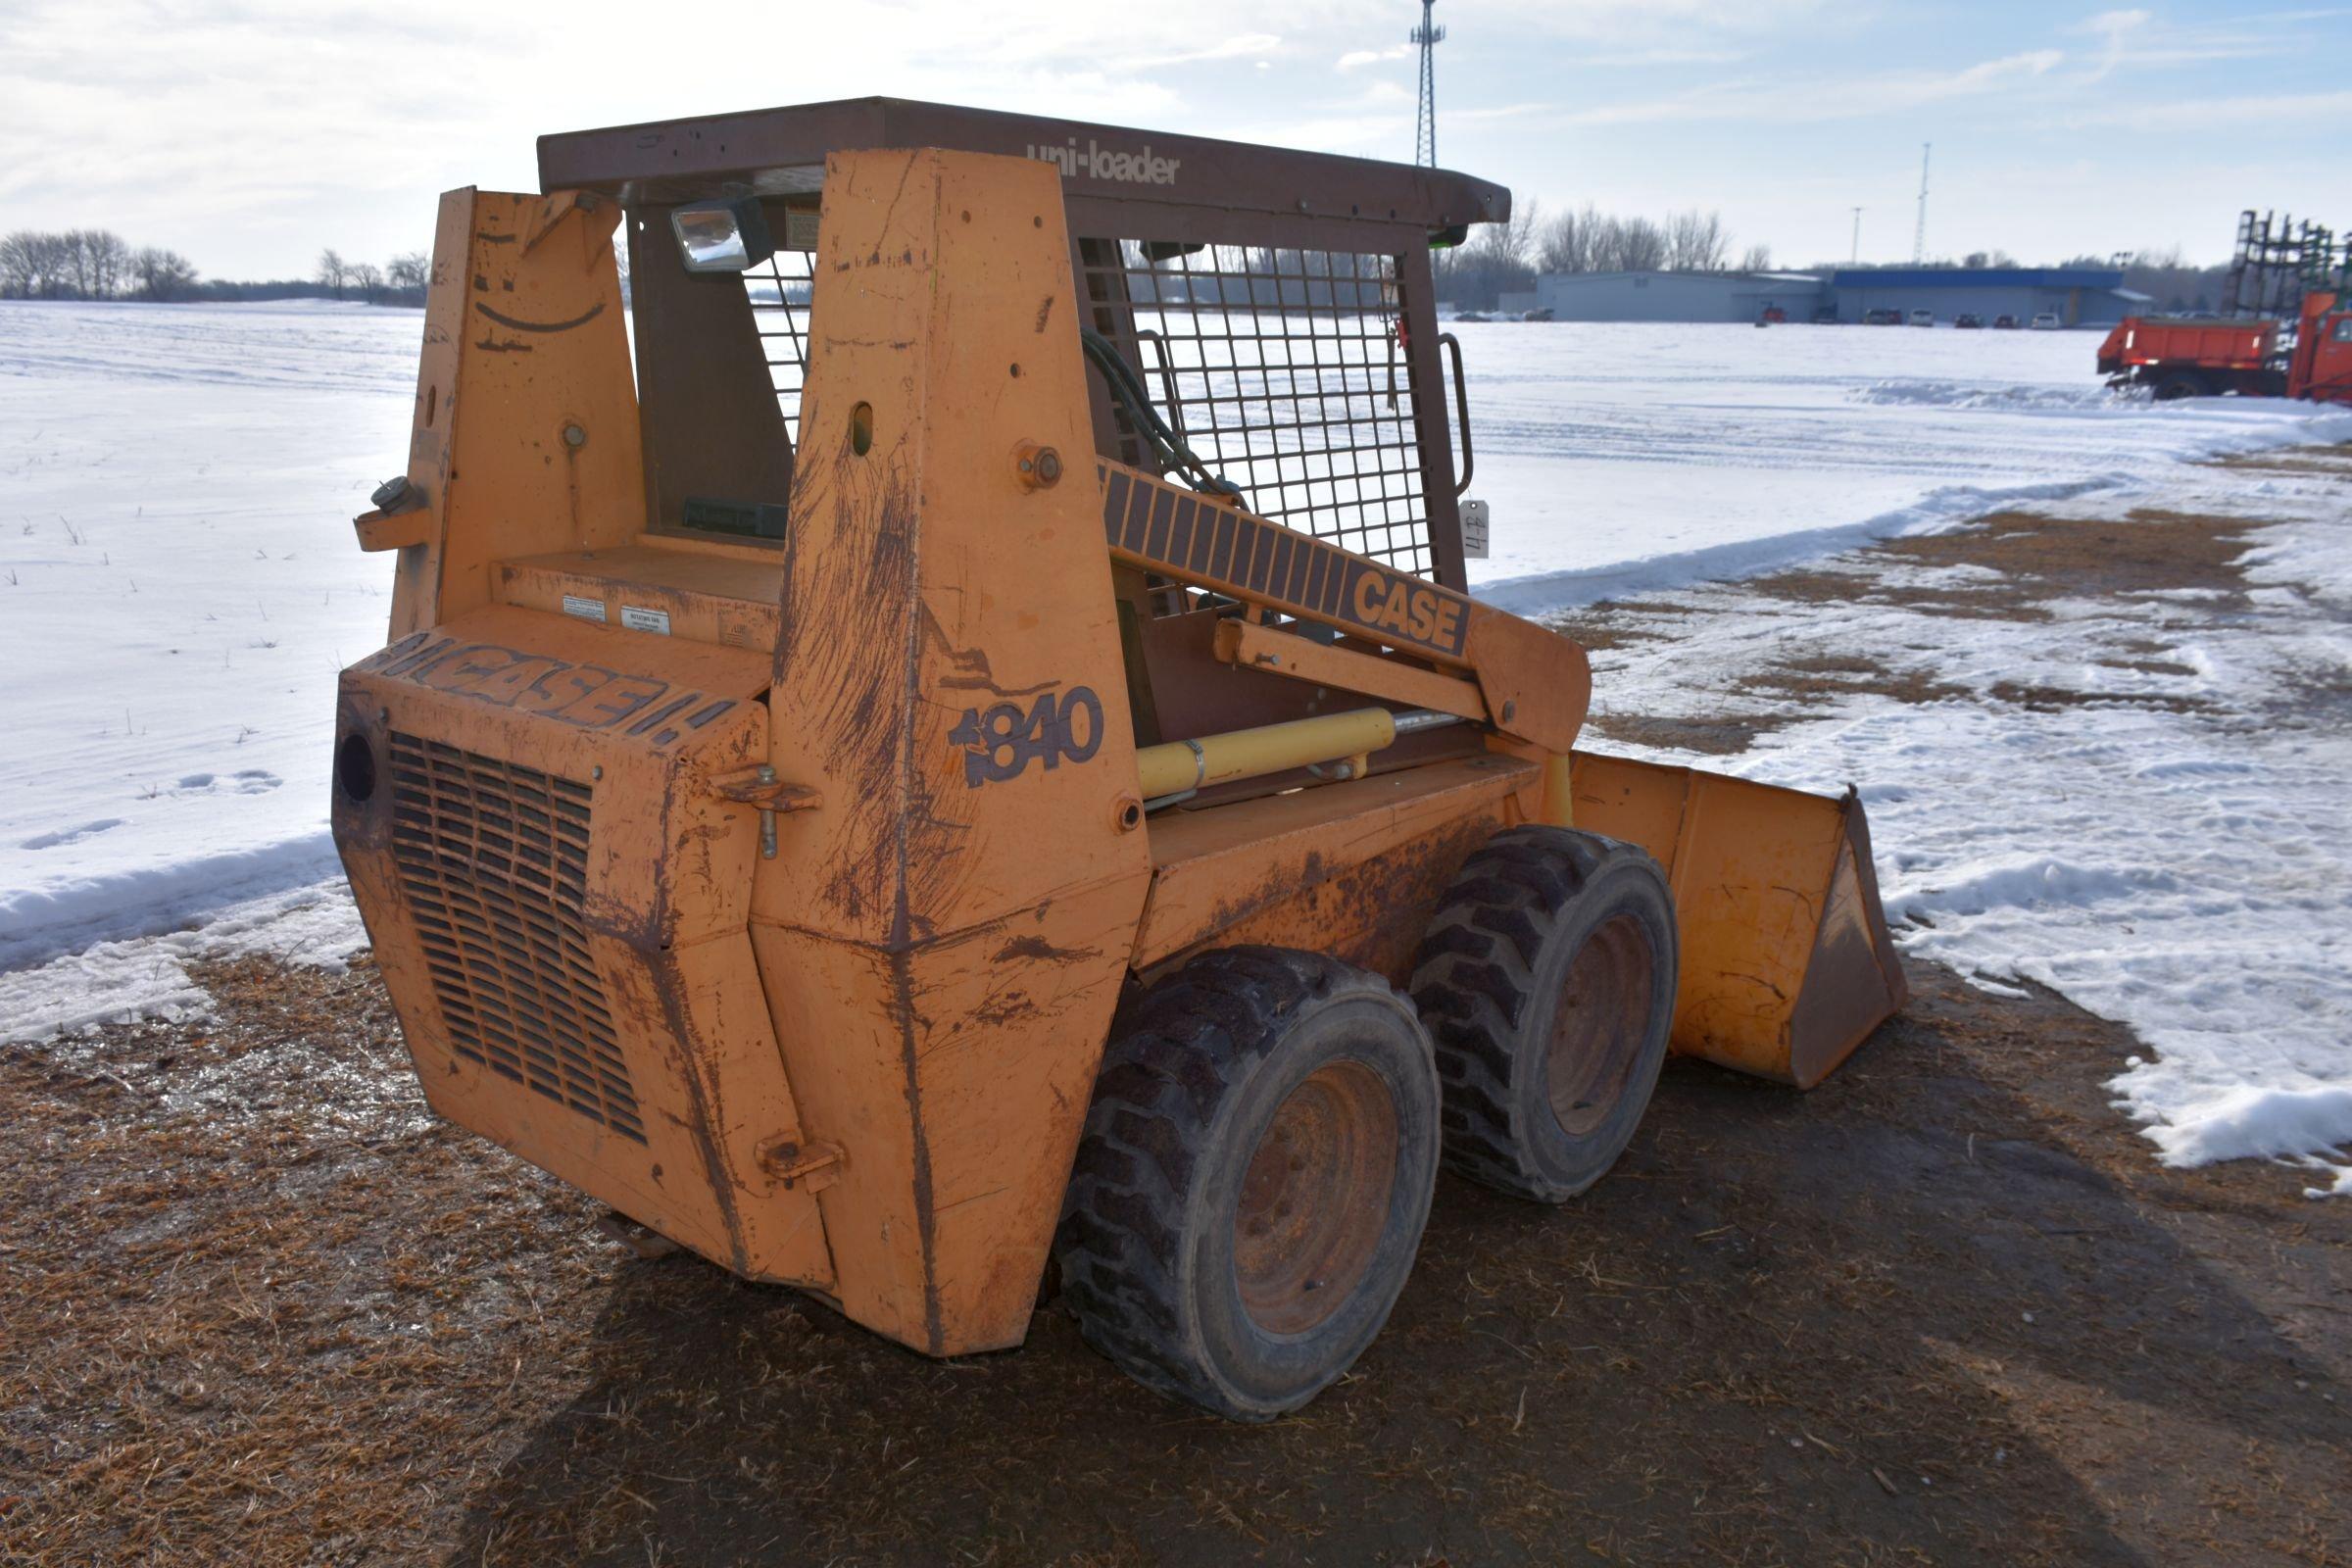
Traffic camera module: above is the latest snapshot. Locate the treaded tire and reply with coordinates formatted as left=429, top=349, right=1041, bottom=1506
left=1054, top=947, right=1441, bottom=1421
left=2152, top=369, right=2212, bottom=402
left=1411, top=825, right=1677, bottom=1202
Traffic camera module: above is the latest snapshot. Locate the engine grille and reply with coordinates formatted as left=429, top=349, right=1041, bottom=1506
left=386, top=734, right=644, bottom=1142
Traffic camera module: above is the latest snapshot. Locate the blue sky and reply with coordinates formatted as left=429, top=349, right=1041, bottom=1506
left=2, top=0, right=2346, bottom=279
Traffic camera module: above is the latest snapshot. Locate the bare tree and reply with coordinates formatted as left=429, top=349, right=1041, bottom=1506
left=349, top=261, right=385, bottom=303
left=0, top=231, right=44, bottom=297
left=317, top=248, right=348, bottom=299
left=1738, top=242, right=1774, bottom=272
left=1610, top=216, right=1669, bottom=271
left=1473, top=196, right=1540, bottom=270
left=84, top=230, right=130, bottom=297
left=1538, top=204, right=1599, bottom=274
left=1663, top=210, right=1730, bottom=271
left=386, top=252, right=428, bottom=293
left=132, top=247, right=199, bottom=301
left=61, top=230, right=95, bottom=296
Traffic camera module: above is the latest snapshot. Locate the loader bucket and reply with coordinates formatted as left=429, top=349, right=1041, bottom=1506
left=1568, top=752, right=1907, bottom=1088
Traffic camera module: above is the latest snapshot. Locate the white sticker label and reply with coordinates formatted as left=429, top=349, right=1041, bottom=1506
left=561, top=594, right=608, bottom=623
left=783, top=208, right=820, bottom=251
left=620, top=605, right=671, bottom=636
left=1459, top=498, right=1491, bottom=561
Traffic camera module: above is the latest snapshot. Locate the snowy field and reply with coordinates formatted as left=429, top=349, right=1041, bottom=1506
left=3, top=297, right=2349, bottom=1184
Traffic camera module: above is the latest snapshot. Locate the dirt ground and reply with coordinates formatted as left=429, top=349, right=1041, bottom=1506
left=6, top=475, right=2351, bottom=1567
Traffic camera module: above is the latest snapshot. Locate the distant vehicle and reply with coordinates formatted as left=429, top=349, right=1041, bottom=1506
left=1521, top=307, right=1555, bottom=322
left=1759, top=305, right=1787, bottom=324
left=2098, top=298, right=2352, bottom=404
left=1862, top=307, right=1903, bottom=325
left=1454, top=311, right=1494, bottom=323
left=2095, top=204, right=2352, bottom=407
left=1909, top=309, right=1935, bottom=327
left=1992, top=314, right=2022, bottom=329
left=2031, top=312, right=2063, bottom=330
left=1954, top=313, right=1984, bottom=329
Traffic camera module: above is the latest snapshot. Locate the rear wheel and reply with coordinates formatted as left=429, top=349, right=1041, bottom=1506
left=1054, top=947, right=1441, bottom=1420
left=2152, top=368, right=2212, bottom=401
left=1411, top=826, right=1678, bottom=1202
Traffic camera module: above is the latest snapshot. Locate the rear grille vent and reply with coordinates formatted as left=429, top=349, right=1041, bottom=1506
left=386, top=734, right=644, bottom=1143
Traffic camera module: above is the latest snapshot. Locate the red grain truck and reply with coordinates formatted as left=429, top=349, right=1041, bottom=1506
left=2097, top=291, right=2352, bottom=403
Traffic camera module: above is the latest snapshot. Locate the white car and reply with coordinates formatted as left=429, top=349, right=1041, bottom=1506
left=2031, top=312, right=2063, bottom=330
left=1909, top=309, right=1935, bottom=327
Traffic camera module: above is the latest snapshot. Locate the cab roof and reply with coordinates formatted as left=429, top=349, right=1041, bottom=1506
left=537, top=95, right=1510, bottom=233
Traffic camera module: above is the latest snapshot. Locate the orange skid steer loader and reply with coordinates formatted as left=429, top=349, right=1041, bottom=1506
left=332, top=99, right=1906, bottom=1420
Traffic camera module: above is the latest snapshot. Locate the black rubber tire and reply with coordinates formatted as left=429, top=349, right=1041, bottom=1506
left=2152, top=369, right=2212, bottom=402
left=1054, top=947, right=1442, bottom=1421
left=1410, top=825, right=1678, bottom=1203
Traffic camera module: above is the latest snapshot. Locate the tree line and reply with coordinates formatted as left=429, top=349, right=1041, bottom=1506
left=315, top=249, right=429, bottom=305
left=1436, top=202, right=1776, bottom=310
left=0, top=228, right=435, bottom=307
left=0, top=229, right=200, bottom=302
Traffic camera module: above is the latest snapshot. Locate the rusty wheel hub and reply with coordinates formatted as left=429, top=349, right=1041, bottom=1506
left=1233, top=1060, right=1399, bottom=1335
left=1546, top=914, right=1655, bottom=1136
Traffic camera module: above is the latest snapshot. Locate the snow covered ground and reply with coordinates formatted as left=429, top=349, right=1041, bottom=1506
left=3, top=298, right=2349, bottom=1185
left=1458, top=319, right=2347, bottom=606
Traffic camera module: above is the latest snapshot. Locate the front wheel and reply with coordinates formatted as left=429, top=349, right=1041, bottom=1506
left=1411, top=826, right=1678, bottom=1202
left=1054, top=948, right=1441, bottom=1421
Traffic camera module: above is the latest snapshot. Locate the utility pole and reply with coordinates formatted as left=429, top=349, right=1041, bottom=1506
left=1411, top=0, right=1445, bottom=168
left=1912, top=142, right=1931, bottom=265
left=1850, top=207, right=1864, bottom=265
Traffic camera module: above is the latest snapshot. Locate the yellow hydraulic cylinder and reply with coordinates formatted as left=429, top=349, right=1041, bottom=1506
left=1137, top=708, right=1402, bottom=800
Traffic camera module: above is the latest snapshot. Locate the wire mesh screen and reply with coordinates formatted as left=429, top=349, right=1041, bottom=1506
left=1077, top=240, right=1435, bottom=577
left=744, top=247, right=817, bottom=444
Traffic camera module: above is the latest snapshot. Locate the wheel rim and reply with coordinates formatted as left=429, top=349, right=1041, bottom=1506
left=1546, top=914, right=1655, bottom=1136
left=1232, top=1060, right=1399, bottom=1336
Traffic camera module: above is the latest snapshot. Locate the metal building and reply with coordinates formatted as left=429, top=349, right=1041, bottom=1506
left=1830, top=268, right=2143, bottom=327
left=1501, top=270, right=1827, bottom=323
left=1497, top=266, right=2144, bottom=326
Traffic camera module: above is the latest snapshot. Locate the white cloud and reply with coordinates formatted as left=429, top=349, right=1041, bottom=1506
left=1114, top=32, right=1283, bottom=71
left=2056, top=87, right=2352, bottom=130
left=1337, top=44, right=1410, bottom=71
left=1559, top=49, right=2066, bottom=126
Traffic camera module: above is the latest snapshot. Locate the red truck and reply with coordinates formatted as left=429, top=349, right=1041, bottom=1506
left=2098, top=289, right=2352, bottom=403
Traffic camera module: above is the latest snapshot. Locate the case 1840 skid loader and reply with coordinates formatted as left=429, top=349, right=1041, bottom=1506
left=331, top=98, right=1907, bottom=1420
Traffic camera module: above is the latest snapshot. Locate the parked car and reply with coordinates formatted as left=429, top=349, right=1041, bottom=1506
left=1992, top=314, right=2022, bottom=329
left=1909, top=308, right=1935, bottom=327
left=1955, top=313, right=1984, bottom=329
left=1863, top=307, right=1903, bottom=325
left=1521, top=307, right=1555, bottom=321
left=2031, top=312, right=2063, bottom=330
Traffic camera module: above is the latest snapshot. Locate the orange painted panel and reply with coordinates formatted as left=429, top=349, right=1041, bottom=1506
left=747, top=148, right=1154, bottom=1355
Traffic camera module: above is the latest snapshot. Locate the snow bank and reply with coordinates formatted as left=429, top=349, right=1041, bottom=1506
left=0, top=880, right=366, bottom=1043
left=0, top=301, right=408, bottom=972
left=1586, top=450, right=2352, bottom=1189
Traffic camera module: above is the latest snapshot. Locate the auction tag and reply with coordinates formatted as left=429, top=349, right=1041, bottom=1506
left=620, top=605, right=672, bottom=636
left=562, top=594, right=608, bottom=623
left=1459, top=498, right=1490, bottom=561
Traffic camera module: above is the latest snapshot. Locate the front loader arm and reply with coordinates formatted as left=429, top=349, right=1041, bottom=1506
left=1096, top=460, right=1591, bottom=756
